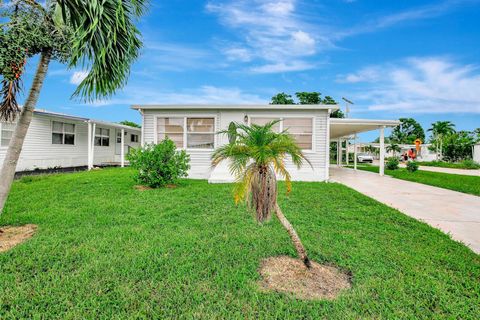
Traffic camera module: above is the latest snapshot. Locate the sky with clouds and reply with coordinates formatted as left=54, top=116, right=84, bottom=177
left=18, top=0, right=480, bottom=141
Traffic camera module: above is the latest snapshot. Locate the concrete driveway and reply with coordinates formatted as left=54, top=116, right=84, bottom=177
left=330, top=167, right=480, bottom=254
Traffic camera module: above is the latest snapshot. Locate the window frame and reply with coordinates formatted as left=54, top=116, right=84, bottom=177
left=94, top=127, right=111, bottom=147
left=131, top=134, right=139, bottom=143
left=249, top=116, right=315, bottom=152
left=1, top=121, right=16, bottom=148
left=155, top=115, right=217, bottom=151
left=51, top=120, right=76, bottom=146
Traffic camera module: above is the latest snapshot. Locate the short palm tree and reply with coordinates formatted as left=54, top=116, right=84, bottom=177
left=0, top=0, right=146, bottom=214
left=428, top=121, right=456, bottom=160
left=386, top=143, right=401, bottom=157
left=212, top=121, right=313, bottom=268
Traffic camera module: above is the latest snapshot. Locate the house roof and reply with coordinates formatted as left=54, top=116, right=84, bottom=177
left=131, top=104, right=339, bottom=111
left=330, top=118, right=400, bottom=139
left=33, top=110, right=141, bottom=131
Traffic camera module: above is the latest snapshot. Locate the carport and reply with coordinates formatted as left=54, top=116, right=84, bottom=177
left=329, top=118, right=400, bottom=177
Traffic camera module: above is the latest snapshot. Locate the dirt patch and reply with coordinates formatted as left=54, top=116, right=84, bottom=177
left=134, top=185, right=153, bottom=191
left=258, top=256, right=351, bottom=300
left=0, top=224, right=37, bottom=253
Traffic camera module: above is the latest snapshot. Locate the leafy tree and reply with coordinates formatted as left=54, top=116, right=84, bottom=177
left=386, top=143, right=401, bottom=157
left=295, top=92, right=322, bottom=104
left=441, top=131, right=476, bottom=162
left=119, top=120, right=141, bottom=128
left=389, top=118, right=425, bottom=144
left=270, top=92, right=294, bottom=105
left=428, top=121, right=456, bottom=160
left=0, top=0, right=147, bottom=214
left=212, top=121, right=313, bottom=268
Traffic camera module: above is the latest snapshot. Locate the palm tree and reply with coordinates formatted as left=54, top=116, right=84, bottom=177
left=212, top=121, right=313, bottom=268
left=0, top=0, right=147, bottom=214
left=428, top=121, right=456, bottom=160
left=386, top=143, right=401, bottom=157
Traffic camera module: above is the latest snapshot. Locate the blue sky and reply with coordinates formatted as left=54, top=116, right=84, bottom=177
left=20, top=0, right=480, bottom=141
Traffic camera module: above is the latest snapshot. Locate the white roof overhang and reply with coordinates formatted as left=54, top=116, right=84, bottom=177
left=330, top=118, right=400, bottom=140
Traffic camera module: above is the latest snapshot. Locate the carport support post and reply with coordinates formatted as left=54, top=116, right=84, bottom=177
left=87, top=122, right=93, bottom=170
left=354, top=134, right=358, bottom=171
left=346, top=138, right=349, bottom=165
left=121, top=128, right=125, bottom=168
left=379, top=126, right=385, bottom=176
left=337, top=138, right=342, bottom=166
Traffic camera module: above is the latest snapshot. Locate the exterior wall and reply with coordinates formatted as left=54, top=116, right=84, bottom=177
left=0, top=114, right=140, bottom=172
left=142, top=108, right=329, bottom=182
left=474, top=144, right=480, bottom=163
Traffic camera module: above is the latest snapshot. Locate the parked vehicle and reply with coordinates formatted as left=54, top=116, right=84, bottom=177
left=357, top=153, right=374, bottom=163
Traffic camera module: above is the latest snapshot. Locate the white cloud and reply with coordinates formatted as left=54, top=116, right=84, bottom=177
left=206, top=0, right=326, bottom=73
left=70, top=71, right=88, bottom=85
left=341, top=57, right=480, bottom=113
left=84, top=85, right=267, bottom=107
left=337, top=66, right=382, bottom=83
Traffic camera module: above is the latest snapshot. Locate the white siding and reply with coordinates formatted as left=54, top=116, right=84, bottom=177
left=0, top=114, right=141, bottom=172
left=474, top=144, right=480, bottom=164
left=142, top=108, right=329, bottom=182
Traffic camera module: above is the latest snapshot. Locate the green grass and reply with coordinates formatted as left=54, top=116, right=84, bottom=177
left=417, top=160, right=480, bottom=170
left=1, top=168, right=479, bottom=319
left=349, top=164, right=480, bottom=196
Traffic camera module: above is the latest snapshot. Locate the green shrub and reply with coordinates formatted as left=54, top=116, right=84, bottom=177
left=386, top=157, right=399, bottom=170
left=127, top=139, right=190, bottom=188
left=460, top=159, right=480, bottom=169
left=406, top=161, right=419, bottom=172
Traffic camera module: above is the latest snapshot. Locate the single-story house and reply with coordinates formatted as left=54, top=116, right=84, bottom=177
left=348, top=142, right=437, bottom=161
left=132, top=104, right=399, bottom=182
left=0, top=110, right=141, bottom=173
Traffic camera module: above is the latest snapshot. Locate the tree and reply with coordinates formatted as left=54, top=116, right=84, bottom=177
left=295, top=92, right=322, bottom=105
left=212, top=121, right=313, bottom=268
left=428, top=121, right=456, bottom=160
left=441, top=131, right=476, bottom=162
left=270, top=92, right=295, bottom=105
left=386, top=143, right=401, bottom=157
left=390, top=118, right=425, bottom=144
left=0, top=0, right=147, bottom=214
left=119, top=120, right=141, bottom=128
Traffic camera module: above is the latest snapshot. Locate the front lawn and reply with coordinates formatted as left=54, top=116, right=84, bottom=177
left=349, top=164, right=480, bottom=196
left=417, top=160, right=480, bottom=170
left=1, top=169, right=479, bottom=319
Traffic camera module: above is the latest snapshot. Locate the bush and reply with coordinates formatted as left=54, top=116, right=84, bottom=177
left=406, top=161, right=419, bottom=172
left=127, top=139, right=190, bottom=188
left=460, top=159, right=480, bottom=169
left=386, top=157, right=399, bottom=170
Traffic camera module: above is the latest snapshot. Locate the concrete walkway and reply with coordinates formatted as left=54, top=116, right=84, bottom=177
left=330, top=167, right=480, bottom=254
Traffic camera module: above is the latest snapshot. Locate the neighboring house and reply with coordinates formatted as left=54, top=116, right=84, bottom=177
left=348, top=143, right=437, bottom=161
left=474, top=144, right=480, bottom=163
left=132, top=104, right=399, bottom=182
left=0, top=110, right=141, bottom=173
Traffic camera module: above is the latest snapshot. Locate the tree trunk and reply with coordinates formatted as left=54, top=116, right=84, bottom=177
left=274, top=202, right=312, bottom=269
left=0, top=50, right=52, bottom=215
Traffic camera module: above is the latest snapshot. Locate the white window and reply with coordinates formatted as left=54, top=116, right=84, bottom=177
left=157, top=117, right=184, bottom=148
left=283, top=118, right=313, bottom=150
left=157, top=117, right=215, bottom=149
left=95, top=128, right=110, bottom=147
left=52, top=121, right=75, bottom=145
left=186, top=118, right=215, bottom=149
left=1, top=121, right=16, bottom=147
left=251, top=117, right=313, bottom=150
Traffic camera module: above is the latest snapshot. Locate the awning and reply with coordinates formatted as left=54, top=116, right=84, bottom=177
left=330, top=118, right=400, bottom=139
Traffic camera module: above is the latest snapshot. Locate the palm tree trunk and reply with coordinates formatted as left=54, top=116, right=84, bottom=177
left=0, top=50, right=52, bottom=215
left=274, top=202, right=312, bottom=269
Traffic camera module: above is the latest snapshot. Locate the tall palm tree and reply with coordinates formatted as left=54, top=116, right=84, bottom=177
left=428, top=121, right=456, bottom=160
left=0, top=0, right=147, bottom=214
left=386, top=143, right=401, bottom=157
left=212, top=121, right=313, bottom=268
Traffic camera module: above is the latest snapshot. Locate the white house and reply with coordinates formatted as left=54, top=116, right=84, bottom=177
left=132, top=104, right=399, bottom=182
left=347, top=142, right=437, bottom=161
left=0, top=110, right=141, bottom=173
